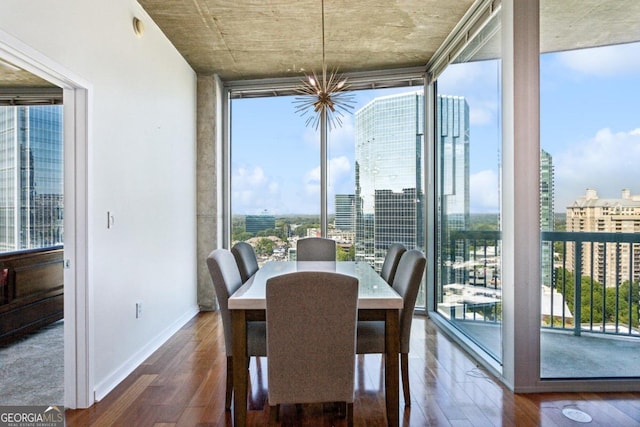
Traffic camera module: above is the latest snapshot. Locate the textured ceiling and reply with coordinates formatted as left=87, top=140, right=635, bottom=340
left=0, top=58, right=54, bottom=88
left=2, top=1, right=640, bottom=90
left=136, top=0, right=474, bottom=81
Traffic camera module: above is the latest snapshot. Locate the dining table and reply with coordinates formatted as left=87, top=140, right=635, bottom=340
left=228, top=260, right=403, bottom=427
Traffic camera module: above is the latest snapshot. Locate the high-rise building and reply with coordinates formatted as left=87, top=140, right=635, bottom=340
left=540, top=149, right=555, bottom=287
left=438, top=95, right=470, bottom=229
left=437, top=95, right=470, bottom=285
left=374, top=188, right=419, bottom=249
left=354, top=91, right=426, bottom=271
left=335, top=194, right=355, bottom=231
left=0, top=105, right=64, bottom=252
left=566, top=189, right=640, bottom=287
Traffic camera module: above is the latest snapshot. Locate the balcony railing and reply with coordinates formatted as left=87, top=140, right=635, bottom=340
left=441, top=230, right=640, bottom=338
left=542, top=231, right=640, bottom=337
left=440, top=230, right=501, bottom=324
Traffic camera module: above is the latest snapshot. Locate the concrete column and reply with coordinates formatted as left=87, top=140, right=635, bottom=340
left=196, top=75, right=219, bottom=310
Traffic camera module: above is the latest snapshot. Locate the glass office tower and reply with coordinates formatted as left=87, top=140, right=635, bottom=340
left=354, top=91, right=425, bottom=271
left=438, top=95, right=470, bottom=285
left=335, top=194, right=355, bottom=231
left=245, top=214, right=276, bottom=234
left=0, top=105, right=63, bottom=252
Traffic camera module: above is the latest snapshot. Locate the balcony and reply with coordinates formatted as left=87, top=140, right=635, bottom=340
left=438, top=230, right=640, bottom=378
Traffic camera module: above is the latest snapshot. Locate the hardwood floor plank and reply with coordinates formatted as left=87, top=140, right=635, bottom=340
left=187, top=359, right=227, bottom=407
left=90, top=374, right=157, bottom=427
left=575, top=392, right=640, bottom=427
left=65, top=312, right=640, bottom=427
left=605, top=392, right=640, bottom=424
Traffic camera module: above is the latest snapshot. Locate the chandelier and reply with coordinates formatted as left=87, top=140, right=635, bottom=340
left=293, top=0, right=355, bottom=129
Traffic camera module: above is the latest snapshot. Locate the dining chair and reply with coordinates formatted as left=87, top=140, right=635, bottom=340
left=231, top=241, right=259, bottom=283
left=356, top=249, right=426, bottom=407
left=296, top=237, right=336, bottom=261
left=206, top=248, right=267, bottom=411
left=380, top=243, right=407, bottom=285
left=266, top=271, right=359, bottom=426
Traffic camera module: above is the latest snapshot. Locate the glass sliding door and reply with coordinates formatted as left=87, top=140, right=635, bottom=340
left=434, top=11, right=503, bottom=362
left=539, top=6, right=640, bottom=378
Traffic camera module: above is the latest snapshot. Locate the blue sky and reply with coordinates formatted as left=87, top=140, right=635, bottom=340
left=232, top=41, right=640, bottom=216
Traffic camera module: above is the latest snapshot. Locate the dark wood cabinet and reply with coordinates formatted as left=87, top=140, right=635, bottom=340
left=0, top=246, right=64, bottom=345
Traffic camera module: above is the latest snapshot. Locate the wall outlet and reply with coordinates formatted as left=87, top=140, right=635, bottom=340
left=136, top=302, right=142, bottom=319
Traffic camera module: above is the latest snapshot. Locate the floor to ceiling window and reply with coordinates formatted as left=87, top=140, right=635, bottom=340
left=433, top=9, right=503, bottom=363
left=0, top=105, right=63, bottom=252
left=230, top=95, right=320, bottom=261
left=427, top=0, right=640, bottom=392
left=539, top=5, right=640, bottom=379
left=229, top=78, right=426, bottom=305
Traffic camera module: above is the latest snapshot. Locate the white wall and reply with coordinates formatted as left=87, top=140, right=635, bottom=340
left=0, top=0, right=198, bottom=403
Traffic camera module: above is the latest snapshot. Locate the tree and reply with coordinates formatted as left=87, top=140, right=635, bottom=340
left=257, top=227, right=286, bottom=240
left=232, top=230, right=253, bottom=242
left=255, top=238, right=274, bottom=256
left=336, top=245, right=355, bottom=261
left=553, top=267, right=639, bottom=330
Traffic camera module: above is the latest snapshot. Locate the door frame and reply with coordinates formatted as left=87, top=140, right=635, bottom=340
left=0, top=29, right=92, bottom=408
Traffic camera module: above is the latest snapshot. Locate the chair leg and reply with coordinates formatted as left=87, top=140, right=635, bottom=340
left=225, top=355, right=233, bottom=411
left=401, top=352, right=410, bottom=406
left=346, top=402, right=354, bottom=427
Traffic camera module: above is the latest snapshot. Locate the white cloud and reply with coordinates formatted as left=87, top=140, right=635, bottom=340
left=470, top=169, right=500, bottom=212
left=436, top=61, right=500, bottom=128
left=554, top=127, right=640, bottom=209
left=235, top=164, right=267, bottom=185
left=437, top=62, right=484, bottom=91
left=304, top=156, right=352, bottom=193
left=556, top=42, right=640, bottom=77
left=437, top=60, right=500, bottom=92
left=232, top=165, right=284, bottom=214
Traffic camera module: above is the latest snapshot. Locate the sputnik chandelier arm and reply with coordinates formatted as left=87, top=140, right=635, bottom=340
left=293, top=0, right=355, bottom=129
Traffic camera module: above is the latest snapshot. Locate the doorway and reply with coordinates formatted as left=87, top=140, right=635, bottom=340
left=0, top=30, right=90, bottom=409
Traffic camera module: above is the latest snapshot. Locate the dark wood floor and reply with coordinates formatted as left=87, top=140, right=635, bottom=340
left=65, top=312, right=640, bottom=426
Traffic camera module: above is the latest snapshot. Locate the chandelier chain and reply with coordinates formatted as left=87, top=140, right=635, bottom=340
left=293, top=0, right=355, bottom=129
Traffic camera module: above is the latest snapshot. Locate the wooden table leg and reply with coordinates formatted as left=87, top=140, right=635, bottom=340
left=232, top=310, right=248, bottom=427
left=385, top=309, right=400, bottom=427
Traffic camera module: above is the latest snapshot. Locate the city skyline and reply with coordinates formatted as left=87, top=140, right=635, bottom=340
left=231, top=41, right=640, bottom=216
left=0, top=105, right=64, bottom=251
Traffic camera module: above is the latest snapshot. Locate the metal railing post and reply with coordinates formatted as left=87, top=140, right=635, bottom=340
left=574, top=241, right=582, bottom=336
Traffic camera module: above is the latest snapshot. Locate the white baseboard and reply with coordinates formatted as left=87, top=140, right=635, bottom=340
left=93, top=305, right=200, bottom=402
